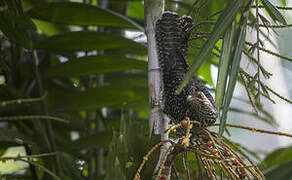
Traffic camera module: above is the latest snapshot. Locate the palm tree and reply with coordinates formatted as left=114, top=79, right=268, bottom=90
left=0, top=0, right=291, bottom=179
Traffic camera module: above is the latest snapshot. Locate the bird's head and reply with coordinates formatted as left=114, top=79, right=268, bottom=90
left=187, top=91, right=218, bottom=123
left=187, top=91, right=211, bottom=106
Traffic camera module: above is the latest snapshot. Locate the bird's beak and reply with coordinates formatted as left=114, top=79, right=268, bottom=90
left=187, top=95, right=195, bottom=102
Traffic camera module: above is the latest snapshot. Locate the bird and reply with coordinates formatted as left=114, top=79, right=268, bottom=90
left=155, top=11, right=217, bottom=132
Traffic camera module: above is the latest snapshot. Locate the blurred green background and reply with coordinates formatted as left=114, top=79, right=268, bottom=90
left=0, top=0, right=292, bottom=179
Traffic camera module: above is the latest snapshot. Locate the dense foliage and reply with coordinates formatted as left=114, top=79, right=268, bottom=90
left=0, top=0, right=292, bottom=179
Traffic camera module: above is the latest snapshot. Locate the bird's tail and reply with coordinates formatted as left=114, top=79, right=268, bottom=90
left=155, top=12, right=193, bottom=71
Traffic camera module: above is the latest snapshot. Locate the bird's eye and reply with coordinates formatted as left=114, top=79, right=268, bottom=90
left=196, top=92, right=205, bottom=100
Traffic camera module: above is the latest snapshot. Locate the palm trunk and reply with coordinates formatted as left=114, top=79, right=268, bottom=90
left=144, top=1, right=170, bottom=179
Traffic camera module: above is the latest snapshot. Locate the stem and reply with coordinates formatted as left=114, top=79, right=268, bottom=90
left=144, top=0, right=164, bottom=136
left=245, top=41, right=292, bottom=62
left=134, top=140, right=172, bottom=180
left=95, top=75, right=105, bottom=177
left=23, top=144, right=38, bottom=180
left=256, top=0, right=260, bottom=105
left=195, top=153, right=203, bottom=180
left=212, top=123, right=292, bottom=137
left=85, top=110, right=93, bottom=180
left=183, top=152, right=191, bottom=180
left=144, top=0, right=167, bottom=178
left=95, top=111, right=105, bottom=177
left=17, top=0, right=62, bottom=176
left=251, top=5, right=292, bottom=10
left=0, top=115, right=69, bottom=123
left=32, top=49, right=62, bottom=176
left=0, top=92, right=47, bottom=106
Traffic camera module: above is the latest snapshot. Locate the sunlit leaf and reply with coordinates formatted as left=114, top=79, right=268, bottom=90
left=32, top=19, right=62, bottom=36
left=128, top=1, right=144, bottom=20
left=198, top=61, right=213, bottom=86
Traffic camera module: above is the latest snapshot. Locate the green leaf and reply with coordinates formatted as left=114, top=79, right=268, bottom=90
left=197, top=61, right=213, bottom=86
left=264, top=160, right=292, bottom=180
left=61, top=156, right=83, bottom=180
left=247, top=72, right=258, bottom=89
left=45, top=55, right=147, bottom=77
left=0, top=129, right=38, bottom=150
left=69, top=131, right=113, bottom=150
left=0, top=12, right=31, bottom=49
left=46, top=80, right=148, bottom=110
left=219, top=10, right=248, bottom=136
left=27, top=2, right=143, bottom=31
left=261, top=0, right=287, bottom=25
left=215, top=23, right=235, bottom=112
left=105, top=133, right=126, bottom=180
left=32, top=19, right=61, bottom=36
left=261, top=146, right=292, bottom=170
left=105, top=72, right=148, bottom=112
left=105, top=72, right=147, bottom=88
left=128, top=1, right=144, bottom=20
left=176, top=0, right=244, bottom=94
left=125, top=162, right=133, bottom=168
left=0, top=0, right=34, bottom=49
left=34, top=31, right=146, bottom=53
